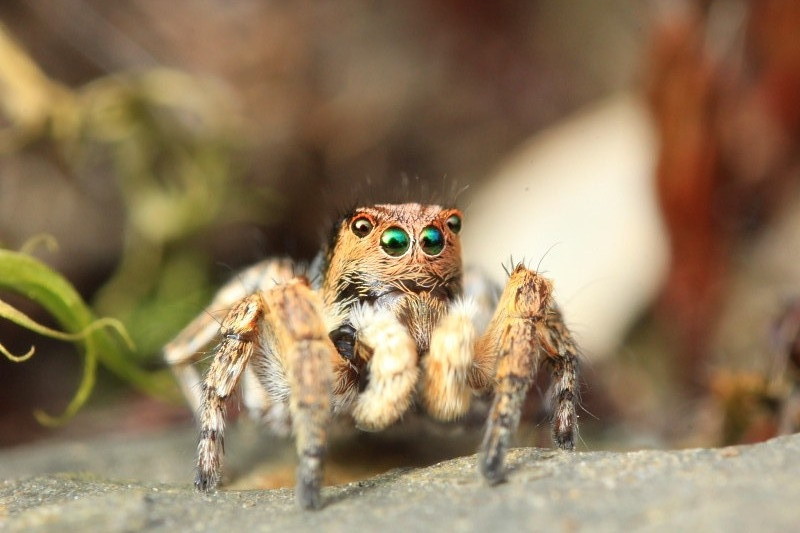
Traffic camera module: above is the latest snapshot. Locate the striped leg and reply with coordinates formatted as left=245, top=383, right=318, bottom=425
left=477, top=265, right=579, bottom=484
left=195, top=294, right=263, bottom=491
left=164, top=258, right=297, bottom=415
left=542, top=305, right=579, bottom=450
left=194, top=279, right=335, bottom=510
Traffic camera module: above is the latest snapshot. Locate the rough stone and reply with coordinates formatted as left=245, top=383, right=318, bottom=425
left=1, top=428, right=798, bottom=532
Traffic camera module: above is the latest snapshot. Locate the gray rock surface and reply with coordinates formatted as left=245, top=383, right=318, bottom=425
left=1, top=428, right=798, bottom=532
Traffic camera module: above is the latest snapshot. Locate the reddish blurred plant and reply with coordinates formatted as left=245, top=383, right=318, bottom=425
left=648, top=0, right=800, bottom=390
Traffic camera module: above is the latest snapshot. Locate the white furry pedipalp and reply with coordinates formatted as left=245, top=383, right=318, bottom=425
left=349, top=303, right=419, bottom=431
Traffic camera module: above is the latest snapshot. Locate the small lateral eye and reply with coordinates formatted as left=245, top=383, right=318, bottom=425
left=380, top=227, right=410, bottom=257
left=420, top=226, right=444, bottom=256
left=351, top=216, right=373, bottom=237
left=446, top=214, right=462, bottom=234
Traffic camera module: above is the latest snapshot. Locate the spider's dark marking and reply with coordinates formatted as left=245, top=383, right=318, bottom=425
left=194, top=472, right=214, bottom=492
left=555, top=388, right=574, bottom=403
left=329, top=323, right=357, bottom=360
left=398, top=277, right=461, bottom=298
left=199, top=428, right=219, bottom=442
left=358, top=368, right=370, bottom=393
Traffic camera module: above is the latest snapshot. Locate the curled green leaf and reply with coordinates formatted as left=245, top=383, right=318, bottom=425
left=0, top=342, right=34, bottom=362
left=0, top=299, right=135, bottom=349
left=0, top=248, right=179, bottom=425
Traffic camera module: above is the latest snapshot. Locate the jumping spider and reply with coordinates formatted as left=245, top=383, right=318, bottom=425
left=164, top=203, right=579, bottom=509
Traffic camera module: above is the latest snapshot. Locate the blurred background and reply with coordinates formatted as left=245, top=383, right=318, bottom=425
left=1, top=0, right=798, bottom=465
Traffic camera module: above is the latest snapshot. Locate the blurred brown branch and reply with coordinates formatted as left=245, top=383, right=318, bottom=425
left=0, top=22, right=77, bottom=151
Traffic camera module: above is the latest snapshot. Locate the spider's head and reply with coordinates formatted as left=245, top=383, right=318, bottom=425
left=322, top=203, right=464, bottom=311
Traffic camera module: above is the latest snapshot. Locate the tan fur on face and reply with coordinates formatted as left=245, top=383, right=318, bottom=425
left=322, top=203, right=463, bottom=309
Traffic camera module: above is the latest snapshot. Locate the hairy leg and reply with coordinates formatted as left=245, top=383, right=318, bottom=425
left=477, top=265, right=578, bottom=484
left=260, top=280, right=334, bottom=510
left=541, top=305, right=580, bottom=450
left=164, top=258, right=296, bottom=413
left=422, top=298, right=477, bottom=420
left=195, top=294, right=263, bottom=491
left=349, top=305, right=418, bottom=431
left=195, top=279, right=335, bottom=510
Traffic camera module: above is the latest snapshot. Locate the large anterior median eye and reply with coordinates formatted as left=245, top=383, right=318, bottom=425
left=351, top=216, right=373, bottom=237
left=380, top=227, right=410, bottom=257
left=419, top=226, right=444, bottom=256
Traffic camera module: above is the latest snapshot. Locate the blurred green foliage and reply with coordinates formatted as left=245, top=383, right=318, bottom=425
left=0, top=243, right=178, bottom=425
left=0, top=23, right=277, bottom=418
left=76, top=69, right=272, bottom=357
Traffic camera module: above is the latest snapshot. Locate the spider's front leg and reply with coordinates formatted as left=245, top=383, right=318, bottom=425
left=473, top=265, right=579, bottom=484
left=421, top=298, right=477, bottom=420
left=349, top=304, right=419, bottom=431
left=195, top=279, right=334, bottom=510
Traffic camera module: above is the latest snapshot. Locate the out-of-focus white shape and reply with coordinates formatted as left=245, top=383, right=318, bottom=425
left=463, top=94, right=668, bottom=360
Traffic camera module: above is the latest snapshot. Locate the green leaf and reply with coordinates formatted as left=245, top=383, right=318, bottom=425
left=0, top=249, right=178, bottom=425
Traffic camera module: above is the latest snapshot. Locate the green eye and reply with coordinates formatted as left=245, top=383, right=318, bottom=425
left=420, top=226, right=444, bottom=256
left=446, top=214, right=462, bottom=234
left=380, top=227, right=410, bottom=257
left=351, top=216, right=373, bottom=237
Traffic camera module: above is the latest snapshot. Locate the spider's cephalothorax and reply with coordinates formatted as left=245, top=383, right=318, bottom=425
left=323, top=203, right=464, bottom=357
left=164, top=203, right=580, bottom=510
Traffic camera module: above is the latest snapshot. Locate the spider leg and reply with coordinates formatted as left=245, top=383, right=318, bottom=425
left=422, top=298, right=477, bottom=420
left=265, top=282, right=334, bottom=510
left=195, top=279, right=334, bottom=510
left=349, top=305, right=418, bottom=431
left=541, top=304, right=579, bottom=450
left=252, top=280, right=334, bottom=509
left=476, top=265, right=578, bottom=484
left=164, top=258, right=296, bottom=414
left=196, top=293, right=263, bottom=492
